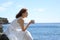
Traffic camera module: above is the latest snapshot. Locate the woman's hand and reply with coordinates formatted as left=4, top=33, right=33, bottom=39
left=29, top=20, right=35, bottom=25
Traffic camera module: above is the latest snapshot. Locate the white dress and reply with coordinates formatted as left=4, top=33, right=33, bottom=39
left=4, top=17, right=33, bottom=40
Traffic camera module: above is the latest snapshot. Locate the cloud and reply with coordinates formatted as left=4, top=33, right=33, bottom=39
left=2, top=2, right=13, bottom=7
left=0, top=7, right=6, bottom=12
left=17, top=5, right=25, bottom=8
left=17, top=5, right=28, bottom=9
left=0, top=1, right=13, bottom=12
left=16, top=5, right=30, bottom=12
left=33, top=8, right=46, bottom=12
left=36, top=8, right=45, bottom=12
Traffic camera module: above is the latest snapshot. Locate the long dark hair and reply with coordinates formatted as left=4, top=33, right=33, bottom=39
left=16, top=8, right=27, bottom=18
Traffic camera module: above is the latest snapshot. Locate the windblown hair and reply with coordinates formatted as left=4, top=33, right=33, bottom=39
left=16, top=8, right=27, bottom=18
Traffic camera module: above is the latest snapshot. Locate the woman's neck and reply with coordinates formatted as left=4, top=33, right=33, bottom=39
left=21, top=16, right=25, bottom=18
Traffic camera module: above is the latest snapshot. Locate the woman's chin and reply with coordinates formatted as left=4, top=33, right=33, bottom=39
left=24, top=17, right=27, bottom=18
left=25, top=16, right=28, bottom=18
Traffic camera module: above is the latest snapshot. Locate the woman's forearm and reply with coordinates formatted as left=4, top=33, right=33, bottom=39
left=24, top=23, right=30, bottom=31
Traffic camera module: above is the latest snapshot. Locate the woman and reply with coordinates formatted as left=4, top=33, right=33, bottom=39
left=5, top=8, right=34, bottom=40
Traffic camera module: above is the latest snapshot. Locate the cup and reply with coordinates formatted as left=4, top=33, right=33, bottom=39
left=31, top=20, right=35, bottom=24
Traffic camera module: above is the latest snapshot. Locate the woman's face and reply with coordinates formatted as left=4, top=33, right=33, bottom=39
left=22, top=11, right=28, bottom=18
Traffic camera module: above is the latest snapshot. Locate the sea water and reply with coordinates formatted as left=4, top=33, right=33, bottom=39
left=28, top=23, right=60, bottom=40
left=3, top=23, right=60, bottom=40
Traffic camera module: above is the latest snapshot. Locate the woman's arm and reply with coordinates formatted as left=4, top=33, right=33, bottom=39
left=17, top=18, right=30, bottom=31
left=24, top=20, right=34, bottom=31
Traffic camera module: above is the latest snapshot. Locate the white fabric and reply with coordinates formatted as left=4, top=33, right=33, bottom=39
left=4, top=17, right=33, bottom=40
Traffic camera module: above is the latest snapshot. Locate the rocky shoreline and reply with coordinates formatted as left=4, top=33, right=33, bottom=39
left=0, top=17, right=9, bottom=35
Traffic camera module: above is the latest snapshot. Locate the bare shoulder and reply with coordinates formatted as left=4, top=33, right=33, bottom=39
left=17, top=18, right=24, bottom=23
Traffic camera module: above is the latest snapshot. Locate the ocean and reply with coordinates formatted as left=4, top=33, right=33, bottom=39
left=3, top=23, right=60, bottom=40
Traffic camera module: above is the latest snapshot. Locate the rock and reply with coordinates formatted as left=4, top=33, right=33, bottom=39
left=0, top=17, right=9, bottom=40
left=0, top=17, right=9, bottom=24
left=0, top=17, right=9, bottom=33
left=0, top=24, right=3, bottom=33
left=0, top=34, right=9, bottom=40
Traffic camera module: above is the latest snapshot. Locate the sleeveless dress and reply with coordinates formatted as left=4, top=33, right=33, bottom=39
left=4, top=17, right=33, bottom=40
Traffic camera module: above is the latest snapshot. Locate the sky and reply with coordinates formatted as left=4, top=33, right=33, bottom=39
left=0, top=0, right=60, bottom=23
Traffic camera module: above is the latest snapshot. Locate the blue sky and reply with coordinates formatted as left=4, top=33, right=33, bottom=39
left=0, top=0, right=60, bottom=23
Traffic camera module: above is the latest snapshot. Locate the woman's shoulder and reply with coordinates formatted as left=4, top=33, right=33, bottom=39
left=17, top=17, right=24, bottom=21
left=17, top=17, right=24, bottom=23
